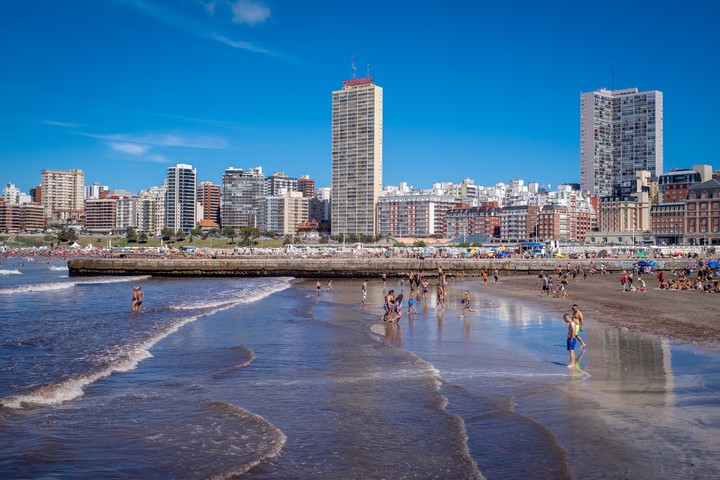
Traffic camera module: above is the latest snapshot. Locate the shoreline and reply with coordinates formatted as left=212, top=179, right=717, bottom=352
left=469, top=271, right=720, bottom=350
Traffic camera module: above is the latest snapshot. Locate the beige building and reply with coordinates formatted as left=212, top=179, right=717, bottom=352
left=40, top=169, right=85, bottom=224
left=590, top=171, right=652, bottom=244
left=259, top=191, right=309, bottom=236
left=331, top=77, right=383, bottom=237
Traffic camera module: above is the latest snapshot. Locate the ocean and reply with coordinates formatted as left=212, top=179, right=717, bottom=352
left=1, top=257, right=719, bottom=479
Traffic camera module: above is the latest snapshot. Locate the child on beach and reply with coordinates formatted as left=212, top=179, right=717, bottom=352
left=460, top=290, right=478, bottom=318
left=408, top=296, right=418, bottom=315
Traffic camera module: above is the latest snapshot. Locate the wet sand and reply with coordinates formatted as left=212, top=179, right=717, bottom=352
left=485, top=271, right=720, bottom=350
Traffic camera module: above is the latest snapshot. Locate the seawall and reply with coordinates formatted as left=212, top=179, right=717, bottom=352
left=67, top=257, right=690, bottom=278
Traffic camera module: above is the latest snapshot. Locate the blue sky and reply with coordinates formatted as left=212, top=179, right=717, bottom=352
left=2, top=0, right=719, bottom=194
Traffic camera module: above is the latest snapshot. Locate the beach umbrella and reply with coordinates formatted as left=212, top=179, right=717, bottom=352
left=637, top=260, right=652, bottom=267
left=707, top=261, right=720, bottom=268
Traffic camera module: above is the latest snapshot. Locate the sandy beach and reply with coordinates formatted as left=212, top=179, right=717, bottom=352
left=482, top=270, right=720, bottom=350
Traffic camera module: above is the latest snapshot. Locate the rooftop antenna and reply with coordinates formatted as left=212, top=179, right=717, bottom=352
left=367, top=62, right=371, bottom=78
left=351, top=55, right=356, bottom=79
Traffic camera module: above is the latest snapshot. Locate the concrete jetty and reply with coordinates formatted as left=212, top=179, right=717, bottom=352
left=67, top=257, right=686, bottom=278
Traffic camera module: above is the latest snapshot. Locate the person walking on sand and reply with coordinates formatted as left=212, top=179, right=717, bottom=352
left=571, top=304, right=586, bottom=349
left=564, top=314, right=578, bottom=367
left=460, top=290, right=478, bottom=318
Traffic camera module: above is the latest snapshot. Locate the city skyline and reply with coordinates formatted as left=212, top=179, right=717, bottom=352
left=2, top=1, right=719, bottom=193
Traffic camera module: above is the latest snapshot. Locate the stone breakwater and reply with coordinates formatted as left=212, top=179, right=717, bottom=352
left=68, top=257, right=690, bottom=278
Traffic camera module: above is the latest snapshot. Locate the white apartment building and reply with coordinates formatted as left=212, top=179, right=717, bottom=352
left=3, top=183, right=21, bottom=204
left=40, top=169, right=85, bottom=224
left=580, top=87, right=663, bottom=197
left=376, top=193, right=456, bottom=238
left=136, top=186, right=166, bottom=236
left=85, top=182, right=109, bottom=200
left=331, top=77, right=383, bottom=237
left=165, top=164, right=197, bottom=233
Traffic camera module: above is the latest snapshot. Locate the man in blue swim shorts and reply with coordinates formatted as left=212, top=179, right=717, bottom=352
left=564, top=313, right=578, bottom=367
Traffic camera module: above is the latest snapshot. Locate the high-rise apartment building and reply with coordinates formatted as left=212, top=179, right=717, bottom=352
left=197, top=181, right=221, bottom=226
left=580, top=88, right=663, bottom=197
left=298, top=175, right=315, bottom=198
left=136, top=186, right=166, bottom=236
left=221, top=167, right=264, bottom=229
left=265, top=172, right=298, bottom=197
left=165, top=164, right=197, bottom=233
left=3, top=183, right=20, bottom=204
left=85, top=182, right=109, bottom=200
left=331, top=76, right=383, bottom=236
left=40, top=169, right=85, bottom=224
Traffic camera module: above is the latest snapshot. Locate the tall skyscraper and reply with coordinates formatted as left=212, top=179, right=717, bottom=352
left=165, top=164, right=197, bottom=233
left=221, top=167, right=264, bottom=229
left=331, top=76, right=383, bottom=236
left=40, top=169, right=85, bottom=224
left=580, top=87, right=663, bottom=197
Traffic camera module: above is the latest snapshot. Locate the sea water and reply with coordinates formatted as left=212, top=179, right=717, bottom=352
left=1, top=258, right=719, bottom=479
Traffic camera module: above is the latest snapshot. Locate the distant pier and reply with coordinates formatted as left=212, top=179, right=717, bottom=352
left=67, top=257, right=683, bottom=278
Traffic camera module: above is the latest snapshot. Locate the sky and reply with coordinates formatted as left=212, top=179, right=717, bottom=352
left=1, top=0, right=719, bottom=194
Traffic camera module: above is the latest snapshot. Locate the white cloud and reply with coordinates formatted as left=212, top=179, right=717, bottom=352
left=80, top=132, right=228, bottom=149
left=117, top=0, right=281, bottom=57
left=211, top=33, right=278, bottom=56
left=231, top=0, right=270, bottom=25
left=204, top=0, right=217, bottom=15
left=110, top=142, right=149, bottom=155
left=41, top=120, right=80, bottom=127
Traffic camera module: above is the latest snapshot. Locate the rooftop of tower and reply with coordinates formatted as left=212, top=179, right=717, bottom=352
left=342, top=77, right=374, bottom=88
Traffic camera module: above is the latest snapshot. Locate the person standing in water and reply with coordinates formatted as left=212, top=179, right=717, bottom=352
left=571, top=304, right=586, bottom=349
left=132, top=286, right=144, bottom=312
left=564, top=314, right=578, bottom=367
left=361, top=280, right=368, bottom=304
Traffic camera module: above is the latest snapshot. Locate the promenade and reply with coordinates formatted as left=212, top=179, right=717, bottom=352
left=67, top=256, right=694, bottom=278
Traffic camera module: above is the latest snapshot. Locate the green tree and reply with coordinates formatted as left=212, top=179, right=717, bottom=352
left=138, top=231, right=149, bottom=243
left=239, top=226, right=260, bottom=246
left=319, top=235, right=329, bottom=244
left=175, top=229, right=185, bottom=242
left=57, top=227, right=77, bottom=243
left=126, top=227, right=138, bottom=243
left=413, top=240, right=427, bottom=247
left=223, top=226, right=236, bottom=243
left=191, top=228, right=203, bottom=236
left=161, top=228, right=174, bottom=241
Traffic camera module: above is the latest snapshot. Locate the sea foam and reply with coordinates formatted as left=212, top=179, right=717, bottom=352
left=0, top=279, right=292, bottom=409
